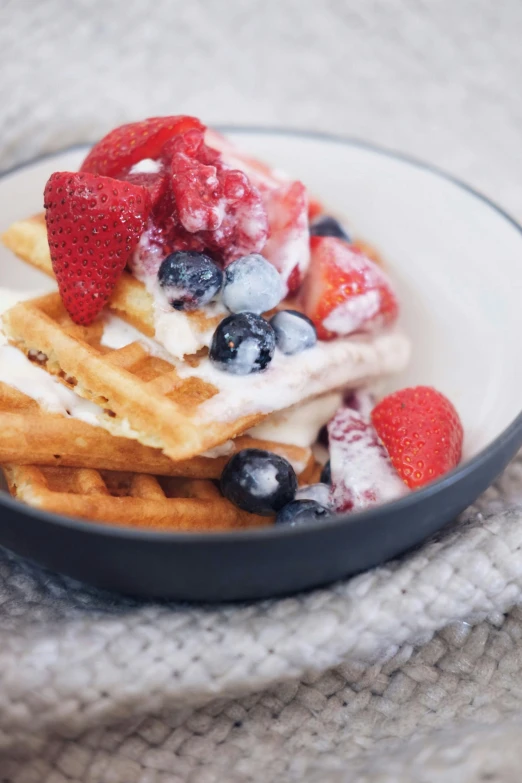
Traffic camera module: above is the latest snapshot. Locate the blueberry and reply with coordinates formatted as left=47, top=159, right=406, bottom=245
left=276, top=500, right=331, bottom=527
left=295, top=483, right=331, bottom=507
left=270, top=310, right=317, bottom=355
left=158, top=251, right=223, bottom=311
left=221, top=449, right=297, bottom=515
left=209, top=313, right=276, bottom=375
left=320, top=460, right=331, bottom=484
left=222, top=254, right=284, bottom=314
left=310, top=216, right=351, bottom=242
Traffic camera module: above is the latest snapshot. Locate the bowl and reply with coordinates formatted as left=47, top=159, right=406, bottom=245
left=0, top=129, right=521, bottom=601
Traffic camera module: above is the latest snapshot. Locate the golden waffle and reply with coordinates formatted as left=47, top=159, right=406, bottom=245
left=2, top=291, right=410, bottom=461
left=0, top=382, right=313, bottom=477
left=1, top=215, right=385, bottom=336
left=2, top=465, right=269, bottom=531
left=2, top=292, right=269, bottom=459
left=1, top=215, right=221, bottom=338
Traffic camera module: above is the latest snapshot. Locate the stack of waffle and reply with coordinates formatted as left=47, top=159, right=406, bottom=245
left=0, top=216, right=409, bottom=531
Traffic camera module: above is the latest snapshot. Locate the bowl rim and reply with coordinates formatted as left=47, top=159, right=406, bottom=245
left=0, top=126, right=521, bottom=543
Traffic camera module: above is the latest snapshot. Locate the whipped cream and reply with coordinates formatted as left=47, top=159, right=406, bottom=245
left=173, top=330, right=410, bottom=423
left=0, top=287, right=103, bottom=426
left=248, top=392, right=342, bottom=447
left=152, top=289, right=225, bottom=360
left=131, top=234, right=227, bottom=359
left=98, top=302, right=410, bottom=440
left=129, top=158, right=162, bottom=175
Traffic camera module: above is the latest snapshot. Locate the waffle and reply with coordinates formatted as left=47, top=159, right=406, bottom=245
left=1, top=215, right=220, bottom=339
left=0, top=381, right=313, bottom=477
left=2, top=290, right=409, bottom=460
left=1, top=215, right=385, bottom=336
left=2, top=464, right=269, bottom=530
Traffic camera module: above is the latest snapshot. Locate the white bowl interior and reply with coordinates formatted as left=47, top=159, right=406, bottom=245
left=0, top=135, right=521, bottom=460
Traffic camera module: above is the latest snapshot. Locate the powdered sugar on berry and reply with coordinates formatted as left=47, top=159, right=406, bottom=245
left=244, top=462, right=279, bottom=497
left=323, top=289, right=381, bottom=335
left=328, top=406, right=408, bottom=513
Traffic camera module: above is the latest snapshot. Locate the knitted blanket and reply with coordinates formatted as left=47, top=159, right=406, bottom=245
left=1, top=1, right=522, bottom=780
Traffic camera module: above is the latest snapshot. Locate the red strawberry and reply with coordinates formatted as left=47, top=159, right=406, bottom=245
left=80, top=116, right=204, bottom=178
left=122, top=170, right=168, bottom=210
left=308, top=196, right=325, bottom=222
left=205, top=128, right=286, bottom=190
left=262, top=180, right=310, bottom=293
left=371, top=386, right=464, bottom=489
left=328, top=405, right=408, bottom=513
left=44, top=171, right=151, bottom=325
left=302, top=236, right=399, bottom=340
left=168, top=129, right=269, bottom=263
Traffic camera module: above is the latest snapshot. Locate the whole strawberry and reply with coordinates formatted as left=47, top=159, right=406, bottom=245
left=371, top=386, right=464, bottom=489
left=44, top=171, right=151, bottom=325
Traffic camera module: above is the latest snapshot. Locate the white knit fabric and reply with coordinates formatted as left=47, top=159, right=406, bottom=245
left=1, top=1, right=522, bottom=780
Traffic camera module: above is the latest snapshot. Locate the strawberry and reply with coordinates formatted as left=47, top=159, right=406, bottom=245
left=262, top=180, right=310, bottom=293
left=80, top=116, right=204, bottom=178
left=206, top=129, right=312, bottom=290
left=44, top=171, right=151, bottom=325
left=302, top=236, right=399, bottom=340
left=205, top=128, right=286, bottom=190
left=168, top=129, right=269, bottom=263
left=122, top=170, right=168, bottom=210
left=328, top=405, right=408, bottom=513
left=308, top=196, right=325, bottom=222
left=371, top=386, right=464, bottom=489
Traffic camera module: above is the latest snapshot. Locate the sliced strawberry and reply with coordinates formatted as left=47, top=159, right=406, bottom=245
left=308, top=196, right=325, bottom=222
left=44, top=171, right=151, bottom=325
left=262, top=180, right=310, bottom=293
left=80, top=116, right=204, bottom=178
left=371, top=386, right=464, bottom=489
left=328, top=405, right=408, bottom=513
left=122, top=170, right=168, bottom=210
left=302, top=236, right=399, bottom=341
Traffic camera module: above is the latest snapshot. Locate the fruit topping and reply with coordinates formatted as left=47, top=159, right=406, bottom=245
left=222, top=254, right=284, bottom=314
left=169, top=130, right=268, bottom=263
left=209, top=313, right=276, bottom=375
left=205, top=128, right=288, bottom=190
left=262, top=180, right=310, bottom=293
left=80, top=116, right=204, bottom=178
left=221, top=449, right=297, bottom=515
left=295, top=483, right=332, bottom=507
left=157, top=250, right=223, bottom=311
left=328, top=405, right=408, bottom=513
left=308, top=197, right=326, bottom=223
left=122, top=170, right=168, bottom=210
left=371, top=386, right=463, bottom=489
left=269, top=310, right=317, bottom=355
left=276, top=499, right=331, bottom=527
left=302, top=236, right=399, bottom=341
left=44, top=171, right=151, bottom=325
left=310, top=215, right=351, bottom=242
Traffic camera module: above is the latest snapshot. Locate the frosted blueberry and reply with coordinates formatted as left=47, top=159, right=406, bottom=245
left=222, top=254, right=284, bottom=314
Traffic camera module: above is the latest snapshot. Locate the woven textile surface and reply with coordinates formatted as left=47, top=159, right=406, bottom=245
left=1, top=1, right=522, bottom=780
